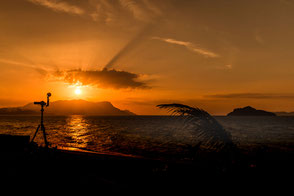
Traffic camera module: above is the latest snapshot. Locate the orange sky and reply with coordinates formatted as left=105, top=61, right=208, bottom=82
left=1, top=0, right=294, bottom=115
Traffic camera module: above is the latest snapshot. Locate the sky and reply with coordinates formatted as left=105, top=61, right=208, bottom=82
left=1, top=0, right=294, bottom=115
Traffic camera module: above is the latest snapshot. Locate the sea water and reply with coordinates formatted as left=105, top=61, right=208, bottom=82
left=0, top=115, right=293, bottom=158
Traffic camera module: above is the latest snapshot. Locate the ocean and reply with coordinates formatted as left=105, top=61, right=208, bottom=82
left=0, top=115, right=293, bottom=159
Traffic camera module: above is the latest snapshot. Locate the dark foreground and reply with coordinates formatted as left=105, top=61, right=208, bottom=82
left=0, top=135, right=293, bottom=193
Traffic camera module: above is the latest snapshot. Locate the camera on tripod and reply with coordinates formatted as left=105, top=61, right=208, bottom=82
left=31, top=92, right=52, bottom=148
left=34, top=92, right=51, bottom=107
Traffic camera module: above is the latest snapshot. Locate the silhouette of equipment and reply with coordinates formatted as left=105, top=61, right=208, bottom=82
left=31, top=93, right=51, bottom=148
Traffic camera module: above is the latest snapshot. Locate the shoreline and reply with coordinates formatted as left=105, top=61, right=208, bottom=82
left=1, top=141, right=293, bottom=192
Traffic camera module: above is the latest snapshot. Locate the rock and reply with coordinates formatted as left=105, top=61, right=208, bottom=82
left=227, top=106, right=276, bottom=116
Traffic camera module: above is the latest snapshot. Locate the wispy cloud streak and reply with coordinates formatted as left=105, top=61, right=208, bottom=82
left=28, top=0, right=85, bottom=15
left=152, top=37, right=220, bottom=58
left=90, top=0, right=162, bottom=24
left=119, top=0, right=162, bottom=22
left=0, top=58, right=48, bottom=75
left=205, top=93, right=294, bottom=99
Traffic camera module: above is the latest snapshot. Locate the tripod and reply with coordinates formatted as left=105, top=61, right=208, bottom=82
left=31, top=93, right=51, bottom=148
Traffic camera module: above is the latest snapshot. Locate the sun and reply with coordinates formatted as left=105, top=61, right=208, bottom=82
left=75, top=87, right=81, bottom=95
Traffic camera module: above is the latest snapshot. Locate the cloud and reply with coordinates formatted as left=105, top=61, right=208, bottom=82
left=52, top=68, right=149, bottom=89
left=0, top=58, right=48, bottom=76
left=152, top=37, right=220, bottom=58
left=224, top=64, right=232, bottom=69
left=215, top=64, right=233, bottom=70
left=119, top=0, right=149, bottom=21
left=27, top=0, right=163, bottom=23
left=28, top=0, right=85, bottom=15
left=205, top=93, right=294, bottom=99
left=89, top=0, right=117, bottom=23
left=119, top=0, right=161, bottom=22
left=90, top=0, right=162, bottom=24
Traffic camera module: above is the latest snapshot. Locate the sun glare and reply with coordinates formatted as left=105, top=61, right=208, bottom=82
left=75, top=88, right=81, bottom=95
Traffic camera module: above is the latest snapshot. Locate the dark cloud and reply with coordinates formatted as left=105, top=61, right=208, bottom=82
left=205, top=93, right=294, bottom=99
left=54, top=68, right=149, bottom=89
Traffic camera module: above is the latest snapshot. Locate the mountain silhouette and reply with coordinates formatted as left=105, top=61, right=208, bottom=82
left=227, top=106, right=276, bottom=116
left=0, top=100, right=135, bottom=116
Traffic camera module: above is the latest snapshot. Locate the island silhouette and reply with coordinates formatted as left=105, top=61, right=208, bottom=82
left=227, top=106, right=276, bottom=116
left=0, top=100, right=135, bottom=116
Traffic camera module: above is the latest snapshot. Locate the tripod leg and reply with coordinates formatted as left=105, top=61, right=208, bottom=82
left=31, top=125, right=40, bottom=143
left=42, top=124, right=49, bottom=148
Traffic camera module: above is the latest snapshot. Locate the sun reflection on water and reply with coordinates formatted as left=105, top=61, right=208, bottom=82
left=65, top=115, right=89, bottom=148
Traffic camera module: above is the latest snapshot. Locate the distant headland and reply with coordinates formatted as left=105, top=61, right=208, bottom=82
left=227, top=106, right=276, bottom=116
left=0, top=100, right=135, bottom=116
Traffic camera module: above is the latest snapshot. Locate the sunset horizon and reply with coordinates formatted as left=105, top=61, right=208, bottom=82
left=1, top=96, right=293, bottom=116
left=0, top=0, right=294, bottom=115
left=0, top=0, right=293, bottom=191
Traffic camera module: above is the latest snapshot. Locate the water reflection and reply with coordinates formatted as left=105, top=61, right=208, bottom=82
left=65, top=115, right=89, bottom=148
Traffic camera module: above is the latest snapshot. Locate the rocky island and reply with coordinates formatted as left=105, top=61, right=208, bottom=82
left=227, top=106, right=276, bottom=116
